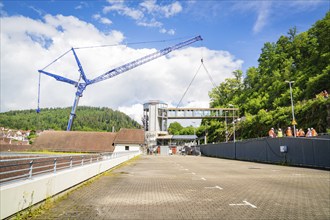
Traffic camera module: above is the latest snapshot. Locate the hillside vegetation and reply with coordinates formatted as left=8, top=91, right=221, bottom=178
left=0, top=106, right=141, bottom=131
left=170, top=12, right=330, bottom=141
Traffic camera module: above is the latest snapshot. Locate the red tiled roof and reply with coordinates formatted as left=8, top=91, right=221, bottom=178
left=114, top=129, right=145, bottom=145
left=32, top=131, right=116, bottom=153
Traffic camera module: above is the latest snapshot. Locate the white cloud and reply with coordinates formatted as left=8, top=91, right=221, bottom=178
left=137, top=18, right=162, bottom=27
left=253, top=3, right=271, bottom=33
left=159, top=28, right=175, bottom=35
left=75, top=2, right=89, bottom=10
left=93, top=14, right=113, bottom=25
left=140, top=0, right=182, bottom=18
left=167, top=29, right=175, bottom=35
left=102, top=0, right=182, bottom=35
left=0, top=7, right=6, bottom=18
left=231, top=1, right=272, bottom=34
left=1, top=14, right=242, bottom=126
left=103, top=2, right=144, bottom=20
left=232, top=0, right=325, bottom=34
left=100, top=17, right=112, bottom=25
left=118, top=104, right=143, bottom=123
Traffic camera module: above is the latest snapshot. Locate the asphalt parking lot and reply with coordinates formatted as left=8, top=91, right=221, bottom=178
left=32, top=155, right=330, bottom=220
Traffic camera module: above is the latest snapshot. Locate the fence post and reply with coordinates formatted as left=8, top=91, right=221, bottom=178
left=70, top=156, right=73, bottom=168
left=54, top=158, right=57, bottom=174
left=81, top=155, right=84, bottom=166
left=29, top=160, right=33, bottom=179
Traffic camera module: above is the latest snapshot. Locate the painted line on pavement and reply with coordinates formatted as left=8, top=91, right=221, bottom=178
left=204, top=185, right=223, bottom=190
left=229, top=200, right=257, bottom=208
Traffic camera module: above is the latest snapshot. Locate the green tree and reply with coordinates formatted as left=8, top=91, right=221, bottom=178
left=168, top=122, right=183, bottom=135
left=205, top=12, right=330, bottom=141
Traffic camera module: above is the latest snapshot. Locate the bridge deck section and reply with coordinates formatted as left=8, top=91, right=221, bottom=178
left=32, top=155, right=330, bottom=220
left=167, top=107, right=239, bottom=119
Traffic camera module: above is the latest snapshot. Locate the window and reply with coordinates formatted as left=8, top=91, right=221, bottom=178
left=125, top=146, right=129, bottom=151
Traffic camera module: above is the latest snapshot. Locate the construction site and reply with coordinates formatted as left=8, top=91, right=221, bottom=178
left=1, top=34, right=329, bottom=219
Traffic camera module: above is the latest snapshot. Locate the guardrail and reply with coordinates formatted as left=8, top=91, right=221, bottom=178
left=1, top=150, right=141, bottom=219
left=0, top=151, right=136, bottom=184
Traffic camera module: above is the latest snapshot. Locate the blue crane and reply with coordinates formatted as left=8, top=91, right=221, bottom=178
left=38, top=35, right=203, bottom=131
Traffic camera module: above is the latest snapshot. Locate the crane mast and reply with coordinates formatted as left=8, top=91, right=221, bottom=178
left=38, top=35, right=203, bottom=131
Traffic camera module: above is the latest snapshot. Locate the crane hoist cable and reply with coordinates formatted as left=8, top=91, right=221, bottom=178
left=201, top=59, right=217, bottom=88
left=176, top=58, right=219, bottom=108
left=176, top=61, right=203, bottom=108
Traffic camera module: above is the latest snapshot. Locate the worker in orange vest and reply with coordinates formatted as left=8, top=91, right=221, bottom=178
left=286, top=127, right=293, bottom=137
left=298, top=128, right=305, bottom=137
left=268, top=128, right=276, bottom=138
left=311, top=128, right=318, bottom=136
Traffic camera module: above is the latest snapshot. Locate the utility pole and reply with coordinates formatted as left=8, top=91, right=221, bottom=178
left=225, top=111, right=228, bottom=142
left=286, top=81, right=296, bottom=137
left=228, top=104, right=235, bottom=142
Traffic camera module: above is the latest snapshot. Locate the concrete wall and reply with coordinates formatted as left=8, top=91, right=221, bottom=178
left=0, top=151, right=140, bottom=219
left=114, top=144, right=141, bottom=152
left=200, top=137, right=330, bottom=169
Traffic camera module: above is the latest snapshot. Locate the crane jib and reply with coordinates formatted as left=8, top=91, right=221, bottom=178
left=89, top=35, right=202, bottom=85
left=38, top=35, right=202, bottom=131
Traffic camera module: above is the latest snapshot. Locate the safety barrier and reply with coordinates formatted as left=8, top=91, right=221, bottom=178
left=0, top=152, right=133, bottom=184
left=0, top=150, right=140, bottom=219
left=200, top=136, right=330, bottom=169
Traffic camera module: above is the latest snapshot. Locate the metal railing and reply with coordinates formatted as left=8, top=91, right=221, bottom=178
left=0, top=151, right=139, bottom=184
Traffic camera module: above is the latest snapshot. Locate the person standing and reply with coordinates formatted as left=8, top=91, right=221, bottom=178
left=298, top=128, right=305, bottom=137
left=268, top=128, right=276, bottom=138
left=306, top=128, right=312, bottom=137
left=286, top=127, right=293, bottom=137
left=311, top=128, right=318, bottom=136
left=277, top=128, right=283, bottom=137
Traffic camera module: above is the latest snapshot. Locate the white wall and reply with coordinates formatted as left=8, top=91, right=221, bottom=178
left=114, top=144, right=141, bottom=152
left=0, top=151, right=140, bottom=219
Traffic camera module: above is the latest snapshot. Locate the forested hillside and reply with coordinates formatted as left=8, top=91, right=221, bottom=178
left=170, top=12, right=330, bottom=141
left=205, top=11, right=330, bottom=141
left=0, top=106, right=141, bottom=131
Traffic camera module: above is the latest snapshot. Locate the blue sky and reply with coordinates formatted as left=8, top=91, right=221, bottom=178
left=1, top=0, right=329, bottom=125
left=2, top=1, right=328, bottom=71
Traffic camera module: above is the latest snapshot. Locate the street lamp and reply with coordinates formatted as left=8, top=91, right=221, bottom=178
left=285, top=80, right=296, bottom=137
left=228, top=104, right=235, bottom=142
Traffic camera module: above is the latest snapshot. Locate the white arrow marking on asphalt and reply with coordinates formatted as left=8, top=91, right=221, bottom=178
left=229, top=200, right=257, bottom=208
left=204, top=185, right=223, bottom=190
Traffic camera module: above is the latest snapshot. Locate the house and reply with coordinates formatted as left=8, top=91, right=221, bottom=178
left=32, top=131, right=117, bottom=153
left=113, top=128, right=144, bottom=152
left=30, top=129, right=145, bottom=153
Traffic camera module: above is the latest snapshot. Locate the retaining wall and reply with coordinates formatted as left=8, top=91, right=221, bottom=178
left=200, top=136, right=330, bottom=169
left=0, top=151, right=140, bottom=219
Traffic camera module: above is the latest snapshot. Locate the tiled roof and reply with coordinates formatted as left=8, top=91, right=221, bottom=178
left=32, top=131, right=116, bottom=153
left=114, top=129, right=145, bottom=145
